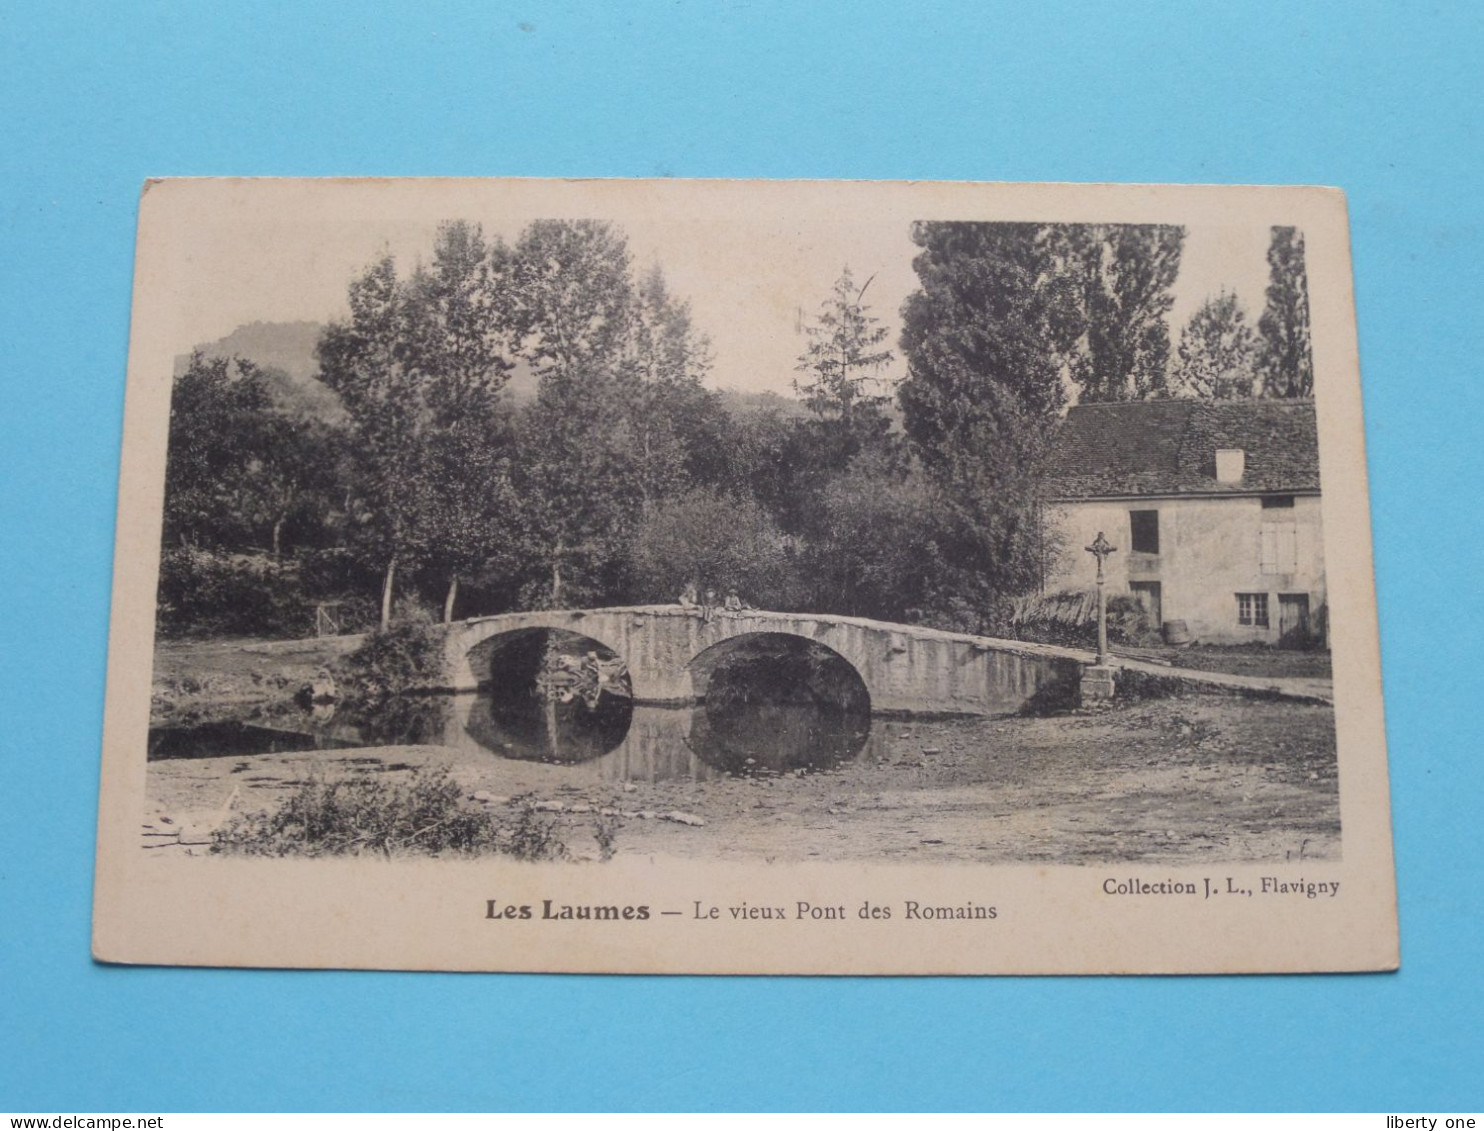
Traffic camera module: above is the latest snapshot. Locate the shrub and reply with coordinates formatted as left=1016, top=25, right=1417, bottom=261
left=628, top=488, right=807, bottom=611
left=1105, top=594, right=1162, bottom=647
left=337, top=608, right=446, bottom=703
left=1114, top=668, right=1186, bottom=701
left=592, top=811, right=622, bottom=862
left=155, top=547, right=307, bottom=638
left=211, top=768, right=571, bottom=861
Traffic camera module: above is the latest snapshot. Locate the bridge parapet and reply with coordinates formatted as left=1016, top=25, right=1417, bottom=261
left=440, top=605, right=1088, bottom=716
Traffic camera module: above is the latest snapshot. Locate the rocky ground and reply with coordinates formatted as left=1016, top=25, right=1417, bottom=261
left=143, top=692, right=1341, bottom=866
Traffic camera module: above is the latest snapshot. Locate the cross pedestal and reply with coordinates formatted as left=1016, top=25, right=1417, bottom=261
left=1078, top=664, right=1117, bottom=704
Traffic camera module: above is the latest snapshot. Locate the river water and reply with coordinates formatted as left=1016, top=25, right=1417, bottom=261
left=147, top=689, right=881, bottom=784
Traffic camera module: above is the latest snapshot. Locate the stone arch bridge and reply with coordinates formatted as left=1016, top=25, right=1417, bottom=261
left=439, top=606, right=1089, bottom=716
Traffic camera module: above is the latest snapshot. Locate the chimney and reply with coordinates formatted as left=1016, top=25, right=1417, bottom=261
left=1215, top=448, right=1245, bottom=484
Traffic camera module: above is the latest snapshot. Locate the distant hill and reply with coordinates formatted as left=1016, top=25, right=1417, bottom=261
left=713, top=386, right=906, bottom=428
left=174, top=323, right=830, bottom=427
left=714, top=387, right=811, bottom=420
left=177, top=320, right=324, bottom=382
left=175, top=321, right=345, bottom=424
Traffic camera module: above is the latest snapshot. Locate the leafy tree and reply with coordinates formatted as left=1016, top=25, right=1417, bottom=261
left=317, top=222, right=516, bottom=627
left=503, top=225, right=725, bottom=607
left=414, top=420, right=520, bottom=621
left=403, top=222, right=517, bottom=618
left=403, top=221, right=514, bottom=426
left=1172, top=290, right=1259, bottom=399
left=510, top=391, right=645, bottom=609
left=500, top=219, right=635, bottom=387
left=628, top=488, right=803, bottom=611
left=718, top=404, right=809, bottom=524
left=163, top=352, right=339, bottom=556
left=1061, top=224, right=1185, bottom=402
left=625, top=263, right=714, bottom=387
left=899, top=223, right=1072, bottom=456
left=316, top=254, right=423, bottom=627
left=801, top=456, right=937, bottom=621
left=621, top=265, right=725, bottom=503
left=163, top=352, right=276, bottom=550
left=243, top=413, right=346, bottom=559
left=1256, top=226, right=1314, bottom=397
left=498, top=221, right=644, bottom=607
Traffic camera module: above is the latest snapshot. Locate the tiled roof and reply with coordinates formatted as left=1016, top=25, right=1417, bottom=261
left=1044, top=398, right=1320, bottom=499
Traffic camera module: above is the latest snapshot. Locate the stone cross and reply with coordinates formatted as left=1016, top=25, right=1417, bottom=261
left=1085, top=531, right=1117, bottom=664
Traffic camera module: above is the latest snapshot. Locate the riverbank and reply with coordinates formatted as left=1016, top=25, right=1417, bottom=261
left=151, top=635, right=364, bottom=726
left=144, top=693, right=1340, bottom=865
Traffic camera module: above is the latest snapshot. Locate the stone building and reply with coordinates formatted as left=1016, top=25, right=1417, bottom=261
left=1042, top=398, right=1326, bottom=647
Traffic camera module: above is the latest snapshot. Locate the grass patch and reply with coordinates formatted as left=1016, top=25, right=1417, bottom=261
left=212, top=767, right=572, bottom=861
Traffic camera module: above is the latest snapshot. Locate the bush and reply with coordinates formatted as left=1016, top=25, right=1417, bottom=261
left=1113, top=668, right=1187, bottom=701
left=211, top=768, right=570, bottom=861
left=628, top=488, right=807, bottom=611
left=156, top=547, right=308, bottom=638
left=1106, top=595, right=1162, bottom=648
left=337, top=608, right=446, bottom=703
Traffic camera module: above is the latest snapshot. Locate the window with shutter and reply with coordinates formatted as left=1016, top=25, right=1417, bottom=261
left=1261, top=523, right=1298, bottom=574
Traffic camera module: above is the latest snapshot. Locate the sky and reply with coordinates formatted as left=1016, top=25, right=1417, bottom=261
left=151, top=179, right=1279, bottom=398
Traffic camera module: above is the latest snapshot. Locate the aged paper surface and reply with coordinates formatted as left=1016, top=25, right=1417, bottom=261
left=93, top=179, right=1397, bottom=973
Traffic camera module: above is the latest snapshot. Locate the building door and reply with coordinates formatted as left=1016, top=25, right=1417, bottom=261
left=1129, top=581, right=1162, bottom=632
left=1278, top=593, right=1311, bottom=648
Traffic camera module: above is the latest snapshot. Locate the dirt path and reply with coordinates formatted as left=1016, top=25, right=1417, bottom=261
left=1114, top=657, right=1334, bottom=704
left=144, top=695, right=1340, bottom=866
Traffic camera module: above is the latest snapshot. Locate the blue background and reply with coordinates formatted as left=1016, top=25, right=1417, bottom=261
left=2, top=0, right=1480, bottom=1112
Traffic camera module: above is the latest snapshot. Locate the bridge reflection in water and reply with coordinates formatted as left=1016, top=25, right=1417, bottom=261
left=441, top=694, right=874, bottom=783
left=145, top=692, right=882, bottom=783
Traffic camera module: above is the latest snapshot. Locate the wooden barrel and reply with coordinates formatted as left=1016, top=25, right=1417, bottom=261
left=1162, top=619, right=1191, bottom=645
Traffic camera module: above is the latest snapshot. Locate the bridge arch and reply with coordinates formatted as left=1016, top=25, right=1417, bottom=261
left=465, top=625, right=629, bottom=695
left=461, top=625, right=636, bottom=766
left=687, top=631, right=871, bottom=713
left=684, top=631, right=873, bottom=775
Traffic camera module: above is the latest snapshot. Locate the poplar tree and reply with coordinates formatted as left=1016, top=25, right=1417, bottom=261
left=316, top=254, right=423, bottom=628
left=898, top=222, right=1078, bottom=627
left=317, top=222, right=515, bottom=627
left=403, top=222, right=516, bottom=620
left=1256, top=226, right=1314, bottom=397
left=502, top=220, right=646, bottom=607
left=1063, top=224, right=1185, bottom=402
left=622, top=264, right=723, bottom=504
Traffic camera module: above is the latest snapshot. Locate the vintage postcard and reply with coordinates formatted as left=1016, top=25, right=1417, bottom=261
left=93, top=179, right=1397, bottom=974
